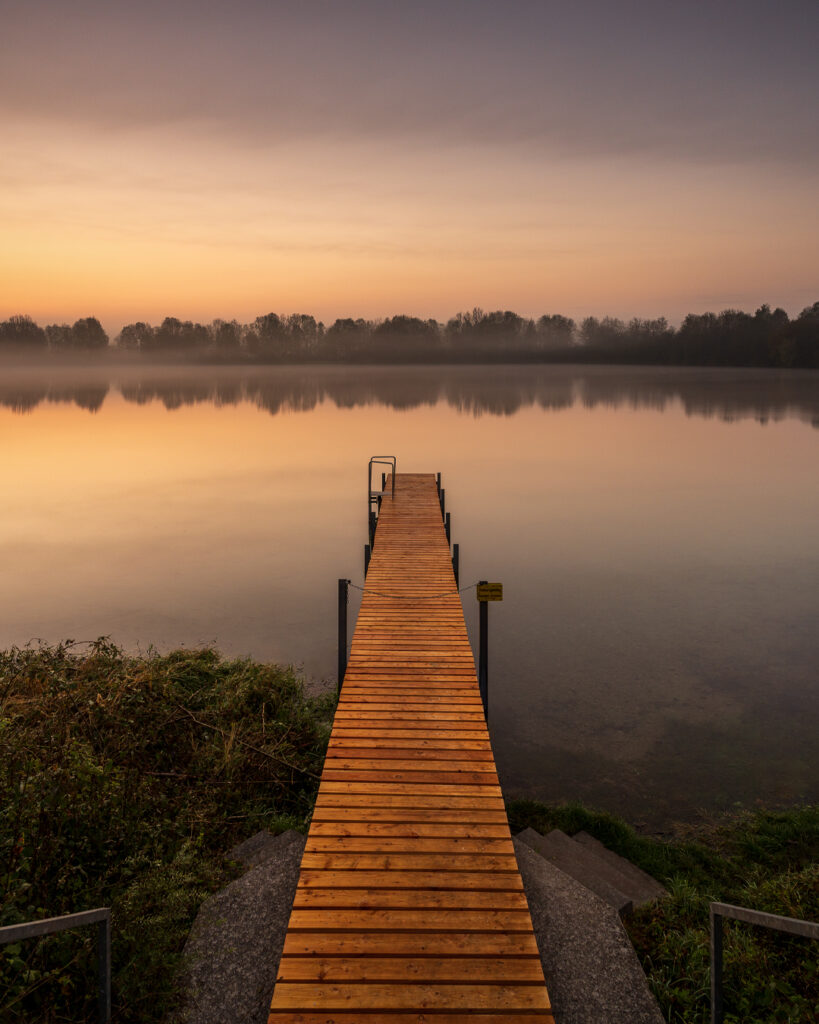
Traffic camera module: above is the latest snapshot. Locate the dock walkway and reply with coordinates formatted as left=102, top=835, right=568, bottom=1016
left=268, top=472, right=552, bottom=1021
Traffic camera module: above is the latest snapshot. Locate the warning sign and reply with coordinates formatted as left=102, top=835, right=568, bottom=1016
left=476, top=583, right=503, bottom=602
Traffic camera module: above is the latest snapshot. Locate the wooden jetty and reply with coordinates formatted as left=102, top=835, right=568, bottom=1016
left=268, top=472, right=552, bottom=1021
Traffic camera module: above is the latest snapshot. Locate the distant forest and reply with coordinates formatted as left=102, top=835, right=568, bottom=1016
left=1, top=302, right=818, bottom=367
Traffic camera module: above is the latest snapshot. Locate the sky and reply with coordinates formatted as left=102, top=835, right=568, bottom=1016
left=2, top=0, right=818, bottom=334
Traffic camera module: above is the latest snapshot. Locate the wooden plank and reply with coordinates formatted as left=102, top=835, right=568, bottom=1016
left=296, top=871, right=525, bottom=893
left=309, top=822, right=510, bottom=836
left=269, top=1014, right=553, bottom=1023
left=304, top=837, right=515, bottom=854
left=270, top=983, right=551, bottom=1011
left=287, top=908, right=534, bottom=930
left=282, top=931, right=541, bottom=956
left=292, top=888, right=531, bottom=909
left=299, top=853, right=519, bottom=870
left=276, top=956, right=545, bottom=982
left=269, top=473, right=549, bottom=1020
left=311, top=810, right=511, bottom=824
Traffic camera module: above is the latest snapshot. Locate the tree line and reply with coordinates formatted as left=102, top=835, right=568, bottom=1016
left=1, top=303, right=817, bottom=367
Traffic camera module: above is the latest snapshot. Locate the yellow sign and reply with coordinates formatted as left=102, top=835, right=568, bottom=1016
left=477, top=583, right=503, bottom=602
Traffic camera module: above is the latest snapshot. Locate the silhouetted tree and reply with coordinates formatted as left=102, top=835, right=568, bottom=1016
left=536, top=314, right=576, bottom=349
left=45, top=324, right=74, bottom=349
left=253, top=313, right=286, bottom=358
left=324, top=318, right=372, bottom=360
left=211, top=319, right=241, bottom=351
left=0, top=315, right=47, bottom=349
left=116, top=322, right=154, bottom=351
left=71, top=317, right=108, bottom=349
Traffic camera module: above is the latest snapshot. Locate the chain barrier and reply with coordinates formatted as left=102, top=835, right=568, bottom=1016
left=348, top=581, right=478, bottom=601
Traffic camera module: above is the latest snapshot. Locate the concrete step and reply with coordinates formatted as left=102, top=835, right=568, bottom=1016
left=573, top=831, right=667, bottom=907
left=516, top=828, right=634, bottom=916
left=514, top=838, right=664, bottom=1023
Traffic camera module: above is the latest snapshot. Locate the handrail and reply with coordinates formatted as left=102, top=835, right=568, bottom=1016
left=710, top=901, right=819, bottom=1024
left=368, top=456, right=396, bottom=501
left=367, top=456, right=396, bottom=546
left=0, top=908, right=111, bottom=1023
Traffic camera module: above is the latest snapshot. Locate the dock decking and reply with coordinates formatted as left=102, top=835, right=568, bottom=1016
left=268, top=472, right=552, bottom=1021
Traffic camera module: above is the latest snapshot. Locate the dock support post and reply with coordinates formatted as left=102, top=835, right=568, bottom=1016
left=368, top=510, right=376, bottom=547
left=478, top=579, right=488, bottom=720
left=364, top=544, right=371, bottom=577
left=436, top=472, right=441, bottom=496
left=445, top=512, right=451, bottom=545
left=452, top=543, right=459, bottom=588
left=338, top=578, right=350, bottom=694
left=440, top=487, right=446, bottom=520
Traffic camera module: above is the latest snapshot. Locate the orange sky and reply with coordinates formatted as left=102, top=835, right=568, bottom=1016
left=2, top=1, right=818, bottom=334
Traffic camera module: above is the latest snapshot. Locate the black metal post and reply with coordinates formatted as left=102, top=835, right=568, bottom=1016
left=711, top=907, right=723, bottom=1024
left=364, top=544, right=371, bottom=577
left=452, top=543, right=459, bottom=588
left=440, top=487, right=446, bottom=520
left=98, top=916, right=111, bottom=1024
left=369, top=510, right=376, bottom=547
left=478, top=580, right=488, bottom=720
left=338, top=578, right=349, bottom=694
left=445, top=511, right=451, bottom=544
left=379, top=472, right=385, bottom=509
left=436, top=472, right=441, bottom=495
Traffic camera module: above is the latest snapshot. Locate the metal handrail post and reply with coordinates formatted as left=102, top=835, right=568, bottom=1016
left=710, top=905, right=723, bottom=1024
left=98, top=915, right=111, bottom=1024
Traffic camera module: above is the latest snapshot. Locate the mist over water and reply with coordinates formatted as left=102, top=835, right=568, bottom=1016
left=1, top=364, right=817, bottom=827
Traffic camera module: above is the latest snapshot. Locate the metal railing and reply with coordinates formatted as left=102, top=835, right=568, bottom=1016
left=367, top=456, right=396, bottom=546
left=710, top=901, right=819, bottom=1024
left=0, top=908, right=111, bottom=1023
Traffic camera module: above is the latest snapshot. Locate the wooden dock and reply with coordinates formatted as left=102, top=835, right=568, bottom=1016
left=268, top=472, right=552, bottom=1022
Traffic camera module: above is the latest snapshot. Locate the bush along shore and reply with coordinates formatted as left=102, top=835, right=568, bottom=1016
left=508, top=801, right=819, bottom=1023
left=1, top=640, right=816, bottom=1023
left=0, top=640, right=335, bottom=1023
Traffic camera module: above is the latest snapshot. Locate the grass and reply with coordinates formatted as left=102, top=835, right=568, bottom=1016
left=508, top=799, right=819, bottom=1023
left=0, top=639, right=335, bottom=1023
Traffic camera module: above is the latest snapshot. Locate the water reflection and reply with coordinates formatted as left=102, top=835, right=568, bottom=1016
left=1, top=364, right=817, bottom=425
left=1, top=364, right=817, bottom=827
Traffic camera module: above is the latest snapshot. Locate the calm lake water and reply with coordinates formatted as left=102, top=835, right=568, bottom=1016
left=2, top=363, right=817, bottom=828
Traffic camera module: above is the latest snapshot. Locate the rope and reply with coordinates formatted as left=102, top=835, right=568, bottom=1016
left=348, top=581, right=478, bottom=600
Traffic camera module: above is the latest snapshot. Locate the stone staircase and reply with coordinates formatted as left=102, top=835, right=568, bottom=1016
left=517, top=826, right=667, bottom=917
left=514, top=827, right=667, bottom=1023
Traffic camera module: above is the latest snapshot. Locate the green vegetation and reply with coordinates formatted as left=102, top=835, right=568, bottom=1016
left=508, top=799, right=819, bottom=1023
left=0, top=640, right=335, bottom=1023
